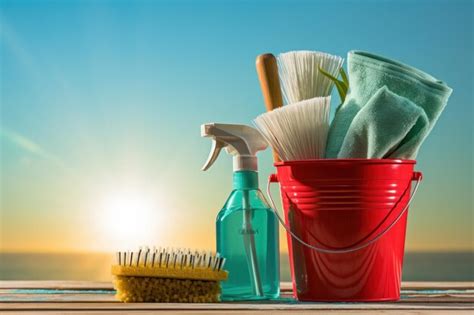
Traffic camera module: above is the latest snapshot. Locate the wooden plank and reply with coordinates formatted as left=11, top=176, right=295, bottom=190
left=1, top=288, right=473, bottom=303
left=0, top=281, right=112, bottom=290
left=0, top=301, right=473, bottom=311
left=1, top=281, right=473, bottom=290
left=2, top=311, right=474, bottom=315
left=401, top=282, right=474, bottom=290
left=0, top=295, right=473, bottom=304
left=0, top=291, right=117, bottom=302
left=1, top=311, right=474, bottom=315
left=1, top=281, right=473, bottom=313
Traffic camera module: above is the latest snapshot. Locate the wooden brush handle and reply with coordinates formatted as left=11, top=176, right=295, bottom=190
left=256, top=53, right=283, bottom=162
left=256, top=54, right=283, bottom=112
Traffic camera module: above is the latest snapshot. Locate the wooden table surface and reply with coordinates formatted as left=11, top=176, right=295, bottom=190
left=0, top=281, right=473, bottom=314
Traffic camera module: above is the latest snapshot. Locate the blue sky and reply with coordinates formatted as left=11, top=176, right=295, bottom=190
left=0, top=0, right=472, bottom=252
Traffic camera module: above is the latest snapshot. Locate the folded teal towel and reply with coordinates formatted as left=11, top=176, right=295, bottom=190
left=325, top=51, right=453, bottom=159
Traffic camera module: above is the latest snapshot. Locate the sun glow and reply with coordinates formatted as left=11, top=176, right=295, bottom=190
left=96, top=190, right=162, bottom=250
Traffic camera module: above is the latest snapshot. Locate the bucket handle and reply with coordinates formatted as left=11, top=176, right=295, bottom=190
left=267, top=171, right=423, bottom=254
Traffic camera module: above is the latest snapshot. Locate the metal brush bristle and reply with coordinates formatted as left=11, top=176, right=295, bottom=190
left=277, top=50, right=344, bottom=104
left=254, top=96, right=331, bottom=161
left=115, top=248, right=226, bottom=271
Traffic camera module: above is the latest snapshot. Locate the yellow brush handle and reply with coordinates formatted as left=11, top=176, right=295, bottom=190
left=256, top=53, right=283, bottom=162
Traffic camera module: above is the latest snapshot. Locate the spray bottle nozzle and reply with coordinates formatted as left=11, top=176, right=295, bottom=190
left=201, top=123, right=268, bottom=172
left=201, top=139, right=226, bottom=171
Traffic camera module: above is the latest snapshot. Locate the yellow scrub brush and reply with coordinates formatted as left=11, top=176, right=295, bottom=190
left=112, top=247, right=227, bottom=303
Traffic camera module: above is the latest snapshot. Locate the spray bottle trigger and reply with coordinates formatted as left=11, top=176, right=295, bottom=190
left=202, top=139, right=226, bottom=171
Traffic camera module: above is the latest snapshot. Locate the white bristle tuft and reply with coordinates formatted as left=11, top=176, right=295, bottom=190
left=277, top=51, right=343, bottom=104
left=254, top=96, right=331, bottom=161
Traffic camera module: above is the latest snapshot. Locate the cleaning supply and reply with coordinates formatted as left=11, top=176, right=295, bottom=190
left=267, top=159, right=423, bottom=301
left=338, top=87, right=430, bottom=158
left=112, top=247, right=227, bottom=302
left=253, top=51, right=342, bottom=161
left=201, top=123, right=279, bottom=301
left=277, top=50, right=344, bottom=103
left=326, top=50, right=453, bottom=159
left=256, top=53, right=284, bottom=161
left=254, top=96, right=331, bottom=161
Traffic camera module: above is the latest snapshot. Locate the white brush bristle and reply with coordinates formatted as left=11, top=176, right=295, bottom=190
left=277, top=51, right=344, bottom=104
left=254, top=96, right=331, bottom=161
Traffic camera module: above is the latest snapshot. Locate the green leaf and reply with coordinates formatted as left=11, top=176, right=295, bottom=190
left=334, top=81, right=347, bottom=101
left=319, top=67, right=340, bottom=84
left=319, top=66, right=349, bottom=103
left=340, top=67, right=349, bottom=87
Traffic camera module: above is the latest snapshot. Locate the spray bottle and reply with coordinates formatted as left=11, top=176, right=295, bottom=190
left=201, top=123, right=279, bottom=301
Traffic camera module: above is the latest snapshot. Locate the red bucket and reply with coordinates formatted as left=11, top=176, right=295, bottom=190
left=267, top=159, right=422, bottom=302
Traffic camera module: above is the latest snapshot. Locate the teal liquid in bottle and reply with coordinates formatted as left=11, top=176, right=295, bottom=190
left=217, top=171, right=279, bottom=301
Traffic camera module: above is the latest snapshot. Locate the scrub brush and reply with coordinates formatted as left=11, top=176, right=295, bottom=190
left=253, top=51, right=342, bottom=161
left=277, top=50, right=344, bottom=103
left=254, top=96, right=331, bottom=161
left=112, top=247, right=227, bottom=303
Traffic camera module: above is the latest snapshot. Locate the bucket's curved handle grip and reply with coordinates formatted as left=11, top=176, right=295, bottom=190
left=267, top=171, right=423, bottom=254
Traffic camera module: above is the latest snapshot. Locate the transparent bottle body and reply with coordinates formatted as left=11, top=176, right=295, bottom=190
left=216, top=188, right=280, bottom=301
